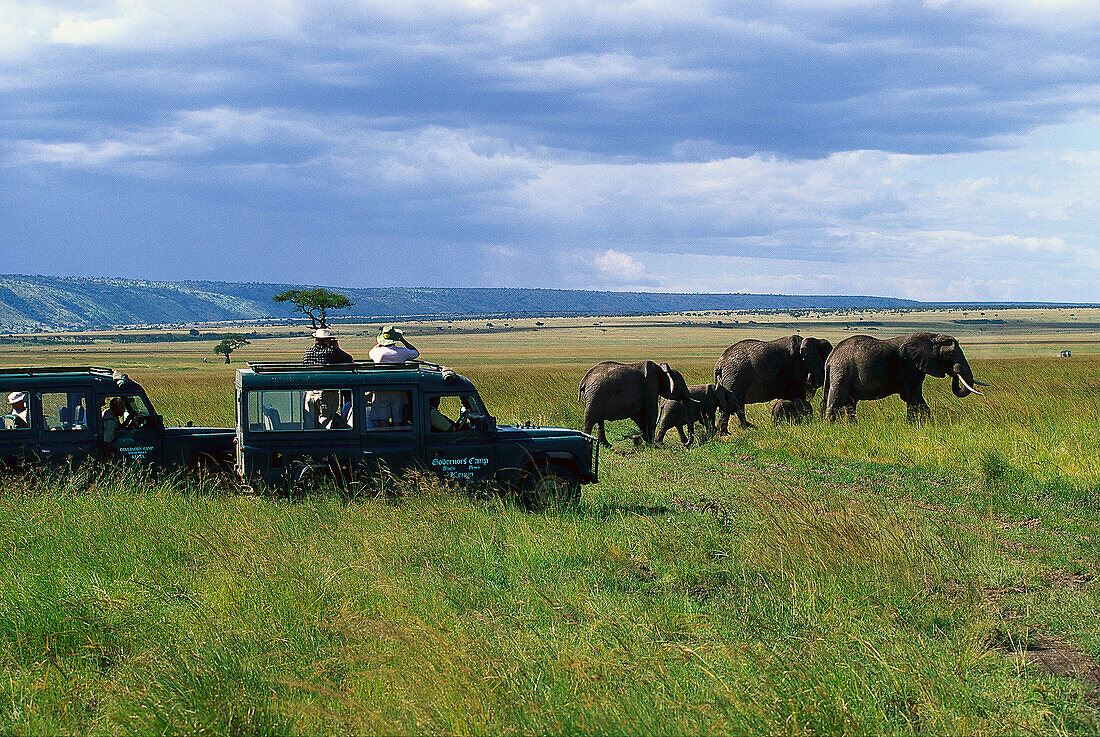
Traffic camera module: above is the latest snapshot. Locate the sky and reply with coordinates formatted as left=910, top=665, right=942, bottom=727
left=1, top=0, right=1098, bottom=301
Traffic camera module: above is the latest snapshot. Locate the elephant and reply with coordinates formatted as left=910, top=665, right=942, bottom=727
left=714, top=335, right=832, bottom=432
left=579, top=361, right=695, bottom=447
left=655, top=383, right=726, bottom=445
left=771, top=397, right=812, bottom=425
left=822, top=333, right=985, bottom=422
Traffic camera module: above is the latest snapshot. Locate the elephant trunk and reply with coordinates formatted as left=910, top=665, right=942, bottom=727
left=951, top=362, right=982, bottom=397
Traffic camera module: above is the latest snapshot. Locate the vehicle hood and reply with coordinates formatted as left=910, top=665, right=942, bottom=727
left=496, top=425, right=594, bottom=441
left=164, top=426, right=235, bottom=437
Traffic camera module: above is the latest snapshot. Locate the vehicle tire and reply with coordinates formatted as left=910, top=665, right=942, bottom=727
left=520, top=464, right=580, bottom=511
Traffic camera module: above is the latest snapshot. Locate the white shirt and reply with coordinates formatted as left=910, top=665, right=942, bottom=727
left=369, top=344, right=419, bottom=364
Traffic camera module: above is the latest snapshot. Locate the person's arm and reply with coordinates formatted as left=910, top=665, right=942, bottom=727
left=399, top=338, right=419, bottom=359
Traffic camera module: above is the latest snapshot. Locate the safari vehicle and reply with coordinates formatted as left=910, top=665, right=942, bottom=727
left=0, top=366, right=235, bottom=472
left=234, top=361, right=599, bottom=506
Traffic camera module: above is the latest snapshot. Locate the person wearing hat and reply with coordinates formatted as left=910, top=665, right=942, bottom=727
left=368, top=325, right=419, bottom=364
left=363, top=326, right=419, bottom=428
left=4, top=391, right=29, bottom=429
left=303, top=328, right=354, bottom=366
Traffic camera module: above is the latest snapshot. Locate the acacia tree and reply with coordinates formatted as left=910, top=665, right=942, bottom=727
left=213, top=334, right=250, bottom=364
left=272, top=288, right=355, bottom=329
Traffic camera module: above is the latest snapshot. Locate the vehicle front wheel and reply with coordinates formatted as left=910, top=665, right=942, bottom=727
left=520, top=465, right=580, bottom=511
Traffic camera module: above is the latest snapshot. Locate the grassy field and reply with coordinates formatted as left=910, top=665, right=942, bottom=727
left=2, top=309, right=1099, bottom=734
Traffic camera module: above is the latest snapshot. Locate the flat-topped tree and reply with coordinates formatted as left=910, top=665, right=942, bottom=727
left=272, top=288, right=355, bottom=329
left=213, top=334, right=250, bottom=364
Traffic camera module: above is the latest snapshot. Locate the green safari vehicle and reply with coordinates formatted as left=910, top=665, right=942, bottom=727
left=0, top=365, right=235, bottom=472
left=234, top=361, right=598, bottom=506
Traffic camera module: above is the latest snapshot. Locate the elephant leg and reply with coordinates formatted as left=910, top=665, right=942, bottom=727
left=845, top=401, right=857, bottom=423
left=676, top=424, right=690, bottom=446
left=597, top=421, right=610, bottom=448
left=632, top=411, right=650, bottom=443
left=655, top=424, right=668, bottom=444
left=717, top=409, right=731, bottom=435
left=736, top=408, right=755, bottom=429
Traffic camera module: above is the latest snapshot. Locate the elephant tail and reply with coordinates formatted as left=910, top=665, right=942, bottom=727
left=820, top=363, right=830, bottom=416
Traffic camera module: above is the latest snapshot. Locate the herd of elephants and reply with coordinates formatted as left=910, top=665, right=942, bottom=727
left=578, top=332, right=987, bottom=447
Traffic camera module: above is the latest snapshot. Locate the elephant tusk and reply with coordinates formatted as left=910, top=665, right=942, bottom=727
left=689, top=398, right=702, bottom=404
left=956, top=374, right=984, bottom=396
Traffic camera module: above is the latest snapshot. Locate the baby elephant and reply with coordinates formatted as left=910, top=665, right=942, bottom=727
left=771, top=397, right=812, bottom=425
left=656, top=384, right=723, bottom=445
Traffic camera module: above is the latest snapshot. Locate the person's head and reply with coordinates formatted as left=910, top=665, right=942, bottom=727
left=313, top=328, right=335, bottom=346
left=109, top=397, right=126, bottom=416
left=7, top=391, right=26, bottom=412
left=377, top=325, right=403, bottom=346
left=429, top=396, right=441, bottom=408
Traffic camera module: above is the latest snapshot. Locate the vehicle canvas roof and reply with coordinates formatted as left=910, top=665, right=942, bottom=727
left=236, top=360, right=476, bottom=392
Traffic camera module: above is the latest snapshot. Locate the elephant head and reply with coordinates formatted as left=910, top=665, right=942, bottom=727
left=902, top=334, right=985, bottom=398
left=797, top=336, right=833, bottom=391
left=646, top=361, right=695, bottom=404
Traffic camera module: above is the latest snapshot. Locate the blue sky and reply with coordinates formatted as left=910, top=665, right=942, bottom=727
left=1, top=0, right=1098, bottom=301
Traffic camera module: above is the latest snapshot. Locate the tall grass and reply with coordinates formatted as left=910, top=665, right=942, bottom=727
left=2, top=350, right=1099, bottom=733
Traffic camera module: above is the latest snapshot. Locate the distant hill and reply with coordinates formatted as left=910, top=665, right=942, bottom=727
left=0, top=274, right=925, bottom=331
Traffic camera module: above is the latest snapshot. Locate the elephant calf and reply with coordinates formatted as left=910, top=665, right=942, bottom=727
left=771, top=398, right=812, bottom=425
left=579, top=360, right=695, bottom=447
left=656, top=383, right=724, bottom=445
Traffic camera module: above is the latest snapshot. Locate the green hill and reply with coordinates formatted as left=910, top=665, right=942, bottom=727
left=0, top=274, right=925, bottom=331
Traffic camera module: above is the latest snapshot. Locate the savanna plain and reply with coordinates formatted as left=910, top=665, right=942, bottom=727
left=2, top=308, right=1099, bottom=735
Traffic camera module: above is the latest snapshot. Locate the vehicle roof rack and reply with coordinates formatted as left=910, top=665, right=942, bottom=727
left=0, top=366, right=119, bottom=377
left=246, top=360, right=447, bottom=374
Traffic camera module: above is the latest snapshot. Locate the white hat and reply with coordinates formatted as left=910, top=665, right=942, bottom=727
left=313, top=329, right=334, bottom=339
left=7, top=391, right=26, bottom=405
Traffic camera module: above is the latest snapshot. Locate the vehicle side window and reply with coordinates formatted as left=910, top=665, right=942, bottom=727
left=429, top=394, right=485, bottom=432
left=40, top=392, right=88, bottom=431
left=2, top=389, right=31, bottom=431
left=247, top=389, right=353, bottom=431
left=364, top=389, right=415, bottom=431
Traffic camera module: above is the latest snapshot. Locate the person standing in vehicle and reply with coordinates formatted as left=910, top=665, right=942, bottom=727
left=303, top=329, right=354, bottom=365
left=366, top=326, right=419, bottom=427
left=368, top=325, right=419, bottom=364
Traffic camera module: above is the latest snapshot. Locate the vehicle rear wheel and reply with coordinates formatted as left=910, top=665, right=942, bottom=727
left=520, top=464, right=580, bottom=511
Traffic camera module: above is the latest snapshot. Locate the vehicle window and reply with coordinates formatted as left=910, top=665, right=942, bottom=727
left=429, top=394, right=485, bottom=432
left=247, top=389, right=353, bottom=431
left=2, top=389, right=31, bottom=430
left=40, top=392, right=88, bottom=431
left=99, top=395, right=153, bottom=441
left=364, top=389, right=414, bottom=431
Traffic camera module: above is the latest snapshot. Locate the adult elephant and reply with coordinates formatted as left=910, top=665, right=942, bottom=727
left=579, top=361, right=696, bottom=447
left=822, top=333, right=985, bottom=422
left=714, top=335, right=832, bottom=432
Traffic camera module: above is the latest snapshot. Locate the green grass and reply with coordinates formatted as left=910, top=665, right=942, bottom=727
left=2, top=319, right=1099, bottom=734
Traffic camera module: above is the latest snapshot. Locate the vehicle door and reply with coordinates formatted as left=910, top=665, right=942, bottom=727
left=0, top=385, right=35, bottom=469
left=36, top=388, right=94, bottom=466
left=360, top=385, right=423, bottom=487
left=96, top=393, right=166, bottom=466
left=244, top=385, right=359, bottom=486
left=423, top=392, right=496, bottom=484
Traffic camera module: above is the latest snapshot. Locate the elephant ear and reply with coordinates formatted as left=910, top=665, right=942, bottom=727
left=658, top=362, right=676, bottom=396
left=902, top=334, right=946, bottom=377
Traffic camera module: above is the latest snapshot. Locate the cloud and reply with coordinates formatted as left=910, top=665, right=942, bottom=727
left=0, top=2, right=1098, bottom=300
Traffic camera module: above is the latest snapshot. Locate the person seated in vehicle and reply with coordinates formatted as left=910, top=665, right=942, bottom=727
left=429, top=396, right=456, bottom=432
left=101, top=396, right=137, bottom=448
left=315, top=390, right=349, bottom=430
left=303, top=329, right=354, bottom=365
left=4, top=392, right=29, bottom=429
left=368, top=326, right=419, bottom=364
